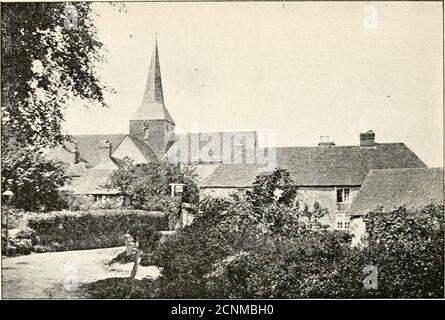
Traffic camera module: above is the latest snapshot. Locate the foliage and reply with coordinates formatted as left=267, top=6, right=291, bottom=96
left=61, top=191, right=124, bottom=211
left=1, top=149, right=70, bottom=211
left=1, top=2, right=111, bottom=210
left=23, top=210, right=168, bottom=252
left=81, top=277, right=157, bottom=299
left=248, top=167, right=297, bottom=215
left=151, top=191, right=361, bottom=298
left=107, top=160, right=198, bottom=227
left=1, top=2, right=108, bottom=149
left=145, top=169, right=444, bottom=299
left=360, top=204, right=444, bottom=298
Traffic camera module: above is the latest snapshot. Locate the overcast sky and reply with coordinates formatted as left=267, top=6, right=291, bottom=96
left=63, top=1, right=443, bottom=166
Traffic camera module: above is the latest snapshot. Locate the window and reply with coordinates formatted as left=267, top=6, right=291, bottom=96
left=336, top=188, right=351, bottom=203
left=335, top=214, right=351, bottom=230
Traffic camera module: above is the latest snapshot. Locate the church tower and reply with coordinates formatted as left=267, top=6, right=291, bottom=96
left=129, top=38, right=175, bottom=158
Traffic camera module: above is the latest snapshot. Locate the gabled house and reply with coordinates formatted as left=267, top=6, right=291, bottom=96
left=348, top=167, right=444, bottom=244
left=200, top=132, right=427, bottom=229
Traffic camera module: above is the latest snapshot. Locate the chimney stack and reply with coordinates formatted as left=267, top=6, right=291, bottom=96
left=99, top=139, right=112, bottom=162
left=318, top=136, right=335, bottom=147
left=72, top=142, right=80, bottom=164
left=360, top=130, right=376, bottom=147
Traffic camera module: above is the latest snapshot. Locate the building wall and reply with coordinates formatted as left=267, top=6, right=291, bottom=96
left=295, top=186, right=360, bottom=228
left=200, top=187, right=253, bottom=199
left=129, top=119, right=172, bottom=157
left=200, top=185, right=360, bottom=229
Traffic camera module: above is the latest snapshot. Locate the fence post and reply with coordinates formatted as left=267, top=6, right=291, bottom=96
left=129, top=250, right=142, bottom=279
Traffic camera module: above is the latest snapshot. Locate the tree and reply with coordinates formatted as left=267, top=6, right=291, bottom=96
left=107, top=160, right=199, bottom=211
left=1, top=2, right=111, bottom=209
left=248, top=168, right=297, bottom=212
left=1, top=2, right=108, bottom=149
left=1, top=147, right=70, bottom=211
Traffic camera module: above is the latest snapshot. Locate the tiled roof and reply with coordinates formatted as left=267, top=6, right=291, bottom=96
left=350, top=167, right=444, bottom=216
left=66, top=162, right=91, bottom=177
left=202, top=164, right=263, bottom=187
left=127, top=136, right=159, bottom=163
left=131, top=102, right=175, bottom=124
left=189, top=164, right=221, bottom=186
left=202, top=143, right=426, bottom=187
left=66, top=168, right=120, bottom=195
left=165, top=131, right=258, bottom=164
left=50, top=134, right=127, bottom=166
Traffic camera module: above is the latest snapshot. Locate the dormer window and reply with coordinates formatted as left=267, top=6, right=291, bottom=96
left=336, top=187, right=350, bottom=203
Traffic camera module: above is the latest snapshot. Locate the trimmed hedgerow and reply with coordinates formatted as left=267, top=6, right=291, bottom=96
left=27, top=210, right=168, bottom=252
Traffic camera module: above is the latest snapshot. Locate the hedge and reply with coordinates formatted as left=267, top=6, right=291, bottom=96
left=26, top=210, right=169, bottom=252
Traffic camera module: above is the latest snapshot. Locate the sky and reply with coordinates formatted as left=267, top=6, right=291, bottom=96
left=63, top=1, right=443, bottom=167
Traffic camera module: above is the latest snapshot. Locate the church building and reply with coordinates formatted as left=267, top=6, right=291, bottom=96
left=52, top=38, right=428, bottom=232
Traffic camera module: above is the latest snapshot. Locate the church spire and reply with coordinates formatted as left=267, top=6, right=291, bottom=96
left=130, top=36, right=175, bottom=124
left=142, top=36, right=164, bottom=104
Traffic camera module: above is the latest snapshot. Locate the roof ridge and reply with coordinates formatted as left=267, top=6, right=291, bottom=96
left=257, top=143, right=406, bottom=150
left=369, top=167, right=442, bottom=173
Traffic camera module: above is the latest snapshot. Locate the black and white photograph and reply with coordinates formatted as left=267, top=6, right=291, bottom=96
left=0, top=0, right=443, bottom=303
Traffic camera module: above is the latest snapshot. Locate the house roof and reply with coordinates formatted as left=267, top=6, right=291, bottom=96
left=201, top=164, right=262, bottom=188
left=349, top=167, right=444, bottom=216
left=66, top=162, right=91, bottom=177
left=50, top=134, right=127, bottom=166
left=66, top=168, right=120, bottom=195
left=202, top=143, right=426, bottom=188
left=165, top=131, right=258, bottom=164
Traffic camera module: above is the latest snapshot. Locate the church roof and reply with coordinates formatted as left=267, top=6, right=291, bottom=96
left=130, top=39, right=175, bottom=124
left=126, top=136, right=159, bottom=162
left=350, top=167, right=444, bottom=216
left=202, top=143, right=427, bottom=188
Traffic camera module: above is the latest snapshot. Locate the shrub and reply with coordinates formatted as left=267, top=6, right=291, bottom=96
left=360, top=204, right=444, bottom=298
left=81, top=277, right=157, bottom=299
left=61, top=192, right=124, bottom=211
left=148, top=169, right=444, bottom=299
left=26, top=210, right=168, bottom=252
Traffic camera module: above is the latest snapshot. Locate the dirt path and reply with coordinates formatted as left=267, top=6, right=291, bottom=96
left=1, top=247, right=160, bottom=299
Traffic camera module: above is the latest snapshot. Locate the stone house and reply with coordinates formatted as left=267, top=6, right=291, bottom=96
left=200, top=132, right=427, bottom=229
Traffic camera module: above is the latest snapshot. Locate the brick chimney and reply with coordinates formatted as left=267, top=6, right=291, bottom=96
left=99, top=139, right=112, bottom=162
left=360, top=130, right=376, bottom=147
left=318, top=136, right=335, bottom=147
left=72, top=142, right=80, bottom=164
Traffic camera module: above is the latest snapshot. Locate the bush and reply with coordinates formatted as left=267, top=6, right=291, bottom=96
left=148, top=168, right=444, bottom=299
left=26, top=210, right=168, bottom=252
left=80, top=277, right=157, bottom=299
left=360, top=204, right=444, bottom=298
left=61, top=192, right=124, bottom=211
